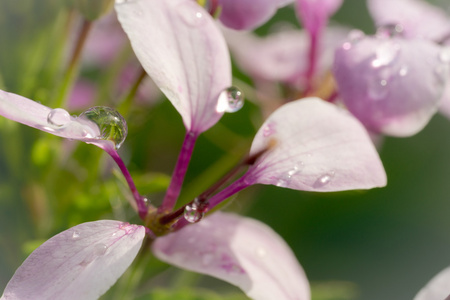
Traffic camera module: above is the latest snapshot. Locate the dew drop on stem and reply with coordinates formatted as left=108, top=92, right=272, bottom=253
left=47, top=108, right=71, bottom=127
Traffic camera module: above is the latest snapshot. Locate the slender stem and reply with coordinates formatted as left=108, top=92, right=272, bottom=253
left=54, top=18, right=93, bottom=108
left=174, top=175, right=250, bottom=230
left=303, top=30, right=319, bottom=96
left=107, top=148, right=148, bottom=219
left=159, top=131, right=199, bottom=213
left=118, top=67, right=147, bottom=116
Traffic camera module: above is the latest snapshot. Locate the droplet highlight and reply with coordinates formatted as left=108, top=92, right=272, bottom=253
left=276, top=163, right=304, bottom=187
left=313, top=171, right=335, bottom=188
left=47, top=108, right=71, bottom=127
left=376, top=23, right=404, bottom=38
left=72, top=231, right=80, bottom=239
left=78, top=106, right=128, bottom=149
left=93, top=243, right=107, bottom=256
left=177, top=2, right=206, bottom=27
left=216, top=86, right=244, bottom=113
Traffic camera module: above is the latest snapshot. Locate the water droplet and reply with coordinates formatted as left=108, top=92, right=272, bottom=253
left=93, top=243, right=107, bottom=256
left=276, top=163, right=303, bottom=187
left=216, top=86, right=244, bottom=113
left=399, top=65, right=408, bottom=76
left=78, top=107, right=128, bottom=149
left=255, top=247, right=266, bottom=258
left=177, top=2, right=206, bottom=27
left=371, top=42, right=400, bottom=68
left=313, top=171, right=335, bottom=188
left=47, top=108, right=71, bottom=127
left=439, top=47, right=450, bottom=63
left=116, top=0, right=133, bottom=4
left=72, top=231, right=80, bottom=239
left=348, top=29, right=365, bottom=44
left=184, top=204, right=204, bottom=223
left=263, top=123, right=276, bottom=137
left=368, top=78, right=389, bottom=100
left=376, top=23, right=404, bottom=38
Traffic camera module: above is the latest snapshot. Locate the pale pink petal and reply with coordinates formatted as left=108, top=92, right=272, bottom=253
left=245, top=98, right=386, bottom=191
left=153, top=212, right=309, bottom=300
left=0, top=89, right=115, bottom=151
left=115, top=0, right=231, bottom=133
left=367, top=0, right=450, bottom=41
left=333, top=36, right=448, bottom=137
left=1, top=221, right=145, bottom=300
left=224, top=26, right=348, bottom=85
left=414, top=267, right=450, bottom=300
left=295, top=0, right=343, bottom=35
left=218, top=0, right=294, bottom=30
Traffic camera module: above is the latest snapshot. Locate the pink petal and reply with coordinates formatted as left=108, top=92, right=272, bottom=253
left=153, top=212, right=310, bottom=300
left=224, top=26, right=348, bottom=85
left=115, top=0, right=231, bottom=133
left=295, top=0, right=343, bottom=35
left=218, top=0, right=294, bottom=30
left=1, top=221, right=145, bottom=300
left=0, top=89, right=114, bottom=151
left=367, top=0, right=450, bottom=41
left=245, top=98, right=386, bottom=191
left=333, top=36, right=448, bottom=137
left=414, top=267, right=450, bottom=300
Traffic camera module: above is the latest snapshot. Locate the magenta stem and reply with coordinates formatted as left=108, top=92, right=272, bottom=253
left=159, top=131, right=199, bottom=213
left=107, top=149, right=148, bottom=219
left=303, top=30, right=319, bottom=95
left=174, top=175, right=251, bottom=230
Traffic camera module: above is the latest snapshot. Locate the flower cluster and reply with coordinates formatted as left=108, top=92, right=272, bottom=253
left=0, top=0, right=449, bottom=299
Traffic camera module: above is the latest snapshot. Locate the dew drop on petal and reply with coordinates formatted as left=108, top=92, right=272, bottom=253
left=216, top=86, right=245, bottom=113
left=72, top=231, right=80, bottom=239
left=184, top=204, right=204, bottom=223
left=93, top=243, right=107, bottom=256
left=276, top=163, right=303, bottom=187
left=263, top=123, right=276, bottom=137
left=78, top=106, right=128, bottom=149
left=348, top=29, right=365, bottom=44
left=376, top=23, right=404, bottom=38
left=177, top=2, right=206, bottom=27
left=47, top=108, right=71, bottom=127
left=313, top=171, right=335, bottom=188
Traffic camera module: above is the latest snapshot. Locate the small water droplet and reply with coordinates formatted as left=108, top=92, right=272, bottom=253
left=72, top=231, right=80, bottom=239
left=177, top=2, right=206, bottom=27
left=276, top=163, right=303, bottom=187
left=263, top=123, right=276, bottom=137
left=348, top=29, right=365, bottom=44
left=78, top=106, right=128, bottom=149
left=368, top=78, right=389, bottom=100
left=47, top=108, right=71, bottom=127
left=376, top=23, right=404, bottom=38
left=116, top=0, right=133, bottom=4
left=399, top=65, right=408, bottom=76
left=255, top=247, right=266, bottom=258
left=216, top=86, right=244, bottom=113
left=93, top=243, right=107, bottom=256
left=184, top=204, right=204, bottom=223
left=313, top=171, right=335, bottom=188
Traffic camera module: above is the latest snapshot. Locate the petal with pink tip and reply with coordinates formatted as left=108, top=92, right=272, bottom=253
left=218, top=0, right=294, bottom=30
left=245, top=98, right=386, bottom=191
left=115, top=0, right=231, bottom=133
left=153, top=212, right=310, bottom=300
left=334, top=37, right=448, bottom=137
left=1, top=220, right=145, bottom=300
left=414, top=267, right=450, bottom=300
left=295, top=0, right=343, bottom=35
left=0, top=89, right=118, bottom=151
left=367, top=0, right=450, bottom=41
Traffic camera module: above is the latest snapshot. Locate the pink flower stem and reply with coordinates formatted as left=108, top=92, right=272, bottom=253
left=303, top=31, right=319, bottom=95
left=107, top=148, right=148, bottom=219
left=159, top=131, right=199, bottom=213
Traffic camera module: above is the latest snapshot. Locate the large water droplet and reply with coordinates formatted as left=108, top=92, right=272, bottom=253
left=177, top=2, right=206, bottom=27
left=184, top=204, right=204, bottom=223
left=216, top=86, right=244, bottom=113
left=376, top=23, right=404, bottom=38
left=47, top=108, right=71, bottom=127
left=313, top=171, right=335, bottom=188
left=93, top=243, right=107, bottom=256
left=78, top=107, right=128, bottom=149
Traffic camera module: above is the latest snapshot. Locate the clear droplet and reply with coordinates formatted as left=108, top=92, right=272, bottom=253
left=276, top=163, right=303, bottom=187
left=376, top=23, right=404, bottom=38
left=263, top=123, right=276, bottom=137
left=93, top=243, right=107, bottom=256
left=47, top=108, right=71, bottom=127
left=72, top=231, right=80, bottom=239
left=216, top=86, right=245, bottom=113
left=399, top=65, right=409, bottom=76
left=371, top=42, right=400, bottom=68
left=78, top=106, right=128, bottom=149
left=313, top=171, right=335, bottom=188
left=177, top=2, right=206, bottom=27
left=348, top=29, right=365, bottom=44
left=184, top=204, right=204, bottom=223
